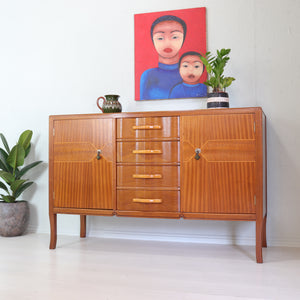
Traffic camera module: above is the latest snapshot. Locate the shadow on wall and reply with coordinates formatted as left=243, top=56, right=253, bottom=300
left=85, top=216, right=255, bottom=245
left=23, top=161, right=48, bottom=234
left=266, top=117, right=300, bottom=245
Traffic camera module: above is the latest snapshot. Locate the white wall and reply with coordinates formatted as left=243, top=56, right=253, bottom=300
left=0, top=0, right=299, bottom=246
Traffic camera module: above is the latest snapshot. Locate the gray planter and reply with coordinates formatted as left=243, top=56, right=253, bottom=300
left=0, top=201, right=29, bottom=237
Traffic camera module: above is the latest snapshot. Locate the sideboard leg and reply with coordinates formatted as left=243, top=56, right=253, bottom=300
left=256, top=219, right=263, bottom=263
left=80, top=215, right=86, bottom=238
left=262, top=215, right=267, bottom=248
left=49, top=213, right=57, bottom=249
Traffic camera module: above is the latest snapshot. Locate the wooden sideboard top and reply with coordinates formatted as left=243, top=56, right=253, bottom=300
left=49, top=107, right=263, bottom=120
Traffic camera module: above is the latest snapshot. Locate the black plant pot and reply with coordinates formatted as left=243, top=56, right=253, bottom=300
left=207, top=92, right=229, bottom=109
left=0, top=201, right=29, bottom=237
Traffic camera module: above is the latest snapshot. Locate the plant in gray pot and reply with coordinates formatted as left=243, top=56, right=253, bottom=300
left=0, top=130, right=42, bottom=237
left=200, top=48, right=235, bottom=108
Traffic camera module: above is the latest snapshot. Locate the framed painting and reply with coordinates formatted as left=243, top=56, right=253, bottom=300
left=134, top=7, right=207, bottom=101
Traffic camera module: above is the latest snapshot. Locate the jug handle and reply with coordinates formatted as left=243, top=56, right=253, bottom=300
left=96, top=97, right=105, bottom=112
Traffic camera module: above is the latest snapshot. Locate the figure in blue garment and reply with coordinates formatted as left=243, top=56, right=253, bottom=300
left=140, top=15, right=187, bottom=100
left=169, top=51, right=207, bottom=99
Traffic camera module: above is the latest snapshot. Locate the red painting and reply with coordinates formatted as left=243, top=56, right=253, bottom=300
left=134, top=7, right=207, bottom=101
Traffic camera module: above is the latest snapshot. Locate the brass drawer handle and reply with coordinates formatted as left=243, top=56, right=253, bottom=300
left=132, top=150, right=162, bottom=154
left=132, top=198, right=162, bottom=204
left=132, top=174, right=162, bottom=179
left=132, top=125, right=162, bottom=130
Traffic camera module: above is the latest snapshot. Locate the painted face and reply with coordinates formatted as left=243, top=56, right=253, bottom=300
left=179, top=55, right=204, bottom=84
left=152, top=20, right=184, bottom=61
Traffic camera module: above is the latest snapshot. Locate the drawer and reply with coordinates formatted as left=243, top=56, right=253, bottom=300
left=117, top=166, right=179, bottom=188
left=117, top=190, right=179, bottom=212
left=117, top=141, right=179, bottom=163
left=117, top=117, right=179, bottom=140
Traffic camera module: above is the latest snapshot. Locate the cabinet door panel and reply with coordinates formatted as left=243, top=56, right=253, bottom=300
left=181, top=114, right=256, bottom=214
left=53, top=118, right=114, bottom=209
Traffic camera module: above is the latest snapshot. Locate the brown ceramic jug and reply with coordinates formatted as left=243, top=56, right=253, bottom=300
left=96, top=95, right=122, bottom=113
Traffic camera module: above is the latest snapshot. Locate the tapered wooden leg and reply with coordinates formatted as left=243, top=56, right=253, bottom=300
left=49, top=214, right=57, bottom=249
left=262, top=215, right=267, bottom=248
left=256, top=219, right=263, bottom=263
left=80, top=215, right=86, bottom=238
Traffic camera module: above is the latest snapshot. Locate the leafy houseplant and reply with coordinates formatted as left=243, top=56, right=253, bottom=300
left=0, top=130, right=42, bottom=236
left=200, top=48, right=235, bottom=108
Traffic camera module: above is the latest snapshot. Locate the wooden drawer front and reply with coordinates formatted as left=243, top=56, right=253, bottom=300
left=117, top=117, right=179, bottom=139
left=117, top=190, right=179, bottom=212
left=117, top=166, right=179, bottom=188
left=117, top=141, right=179, bottom=163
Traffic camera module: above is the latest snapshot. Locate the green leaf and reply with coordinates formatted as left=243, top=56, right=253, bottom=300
left=220, top=48, right=231, bottom=56
left=18, top=130, right=33, bottom=151
left=13, top=181, right=33, bottom=199
left=0, top=181, right=9, bottom=193
left=0, top=195, right=16, bottom=203
left=199, top=48, right=234, bottom=92
left=223, top=77, right=236, bottom=88
left=16, top=161, right=43, bottom=179
left=0, top=170, right=15, bottom=184
left=0, top=148, right=10, bottom=172
left=25, top=143, right=31, bottom=158
left=11, top=179, right=27, bottom=193
left=200, top=56, right=208, bottom=66
left=7, top=144, right=26, bottom=170
left=0, top=133, right=10, bottom=153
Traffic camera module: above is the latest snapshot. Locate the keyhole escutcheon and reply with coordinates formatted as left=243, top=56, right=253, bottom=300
left=195, top=148, right=201, bottom=160
left=96, top=149, right=102, bottom=160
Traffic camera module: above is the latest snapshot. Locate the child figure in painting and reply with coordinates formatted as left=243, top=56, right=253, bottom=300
left=169, top=51, right=207, bottom=98
left=140, top=15, right=187, bottom=100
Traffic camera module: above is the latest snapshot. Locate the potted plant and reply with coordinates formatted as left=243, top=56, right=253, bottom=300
left=200, top=48, right=235, bottom=108
left=0, top=130, right=42, bottom=237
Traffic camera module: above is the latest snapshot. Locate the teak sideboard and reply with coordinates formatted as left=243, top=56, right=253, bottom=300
left=49, top=107, right=267, bottom=263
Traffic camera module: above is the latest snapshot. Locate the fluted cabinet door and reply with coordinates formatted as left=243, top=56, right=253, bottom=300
left=52, top=118, right=114, bottom=209
left=181, top=114, right=256, bottom=214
